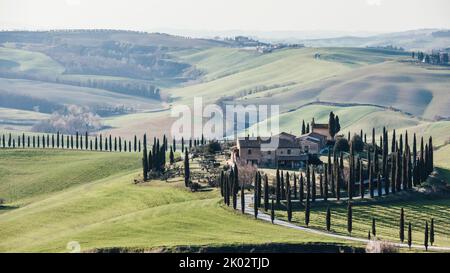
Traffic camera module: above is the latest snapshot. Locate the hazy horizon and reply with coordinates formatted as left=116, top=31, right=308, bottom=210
left=1, top=0, right=449, bottom=38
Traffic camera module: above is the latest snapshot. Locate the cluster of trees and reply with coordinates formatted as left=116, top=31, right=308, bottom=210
left=141, top=134, right=208, bottom=183
left=32, top=105, right=103, bottom=135
left=142, top=134, right=169, bottom=181
left=413, top=51, right=449, bottom=65
left=0, top=71, right=161, bottom=100
left=1, top=131, right=143, bottom=153
left=300, top=111, right=341, bottom=137
left=328, top=112, right=341, bottom=138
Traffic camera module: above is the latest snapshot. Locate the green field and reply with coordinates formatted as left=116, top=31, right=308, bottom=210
left=272, top=194, right=450, bottom=247
left=0, top=149, right=360, bottom=252
left=0, top=46, right=65, bottom=75
left=0, top=78, right=162, bottom=112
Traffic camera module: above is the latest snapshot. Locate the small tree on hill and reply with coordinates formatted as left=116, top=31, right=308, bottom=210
left=347, top=201, right=352, bottom=234
left=184, top=150, right=190, bottom=187
left=407, top=222, right=412, bottom=249
left=400, top=208, right=405, bottom=242
left=326, top=206, right=331, bottom=231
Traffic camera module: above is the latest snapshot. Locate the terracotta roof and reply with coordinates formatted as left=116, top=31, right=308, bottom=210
left=238, top=136, right=299, bottom=149
left=312, top=123, right=329, bottom=129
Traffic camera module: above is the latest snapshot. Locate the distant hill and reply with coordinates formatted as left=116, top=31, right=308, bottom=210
left=295, top=29, right=450, bottom=52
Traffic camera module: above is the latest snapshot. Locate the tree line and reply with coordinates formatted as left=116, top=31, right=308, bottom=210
left=1, top=131, right=144, bottom=153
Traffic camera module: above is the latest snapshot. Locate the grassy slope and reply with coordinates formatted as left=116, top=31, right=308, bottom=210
left=167, top=47, right=354, bottom=104
left=0, top=78, right=162, bottom=112
left=0, top=149, right=354, bottom=252
left=0, top=149, right=140, bottom=203
left=273, top=195, right=450, bottom=247
left=0, top=46, right=65, bottom=75
left=254, top=61, right=450, bottom=119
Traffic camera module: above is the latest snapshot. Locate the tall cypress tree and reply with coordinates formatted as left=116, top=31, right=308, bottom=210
left=287, top=186, right=292, bottom=222
left=241, top=182, right=245, bottom=214
left=311, top=168, right=316, bottom=202
left=324, top=164, right=328, bottom=201
left=293, top=173, right=297, bottom=199
left=271, top=198, right=275, bottom=224
left=305, top=197, right=310, bottom=226
left=264, top=174, right=269, bottom=211
left=372, top=218, right=376, bottom=237
left=430, top=218, right=434, bottom=246
left=424, top=221, right=429, bottom=251
left=326, top=206, right=331, bottom=231
left=253, top=188, right=258, bottom=219
left=359, top=159, right=364, bottom=199
left=184, top=150, right=190, bottom=187
left=169, top=146, right=175, bottom=165
left=400, top=208, right=405, bottom=242
left=347, top=201, right=352, bottom=234
left=407, top=222, right=412, bottom=249
left=299, top=173, right=304, bottom=202
left=276, top=168, right=281, bottom=204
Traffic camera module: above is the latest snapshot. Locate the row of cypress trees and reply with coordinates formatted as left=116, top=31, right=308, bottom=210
left=1, top=132, right=142, bottom=153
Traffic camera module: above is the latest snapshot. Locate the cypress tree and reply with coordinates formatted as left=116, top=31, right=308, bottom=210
left=299, top=173, right=304, bottom=202
left=359, top=159, right=364, bottom=199
left=287, top=186, right=292, bottom=222
left=324, top=165, right=328, bottom=201
left=311, top=168, right=316, bottom=202
left=326, top=206, right=331, bottom=231
left=430, top=218, right=434, bottom=246
left=75, top=132, right=79, bottom=149
left=281, top=171, right=285, bottom=200
left=253, top=188, right=258, bottom=219
left=293, top=173, right=297, bottom=199
left=335, top=163, right=341, bottom=200
left=377, top=172, right=382, bottom=197
left=173, top=138, right=176, bottom=152
left=257, top=171, right=262, bottom=208
left=391, top=153, right=396, bottom=194
left=264, top=174, right=269, bottom=211
left=407, top=222, right=412, bottom=249
left=241, top=182, right=245, bottom=214
left=306, top=166, right=311, bottom=202
left=85, top=132, right=88, bottom=150
left=109, top=135, right=112, bottom=152
left=271, top=198, right=275, bottom=224
left=181, top=137, right=184, bottom=152
left=220, top=171, right=224, bottom=197
left=319, top=173, right=323, bottom=198
left=169, top=146, right=175, bottom=164
left=347, top=201, right=352, bottom=234
left=424, top=221, right=429, bottom=251
left=369, top=161, right=374, bottom=198
left=95, top=137, right=98, bottom=150
left=276, top=168, right=281, bottom=204
left=184, top=150, right=190, bottom=187
left=301, top=120, right=306, bottom=135
left=400, top=208, right=405, bottom=242
left=305, top=197, right=310, bottom=226
left=402, top=150, right=407, bottom=190
left=99, top=134, right=103, bottom=151
left=372, top=218, right=376, bottom=237
left=142, top=146, right=148, bottom=181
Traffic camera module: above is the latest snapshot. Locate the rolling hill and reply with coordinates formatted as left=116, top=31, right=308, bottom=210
left=0, top=149, right=358, bottom=252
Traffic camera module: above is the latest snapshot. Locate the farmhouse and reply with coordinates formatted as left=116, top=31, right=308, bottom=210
left=236, top=131, right=329, bottom=168
left=310, top=119, right=332, bottom=140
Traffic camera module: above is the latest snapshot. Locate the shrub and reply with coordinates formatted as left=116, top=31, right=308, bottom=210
left=365, top=240, right=398, bottom=253
left=334, top=138, right=349, bottom=153
left=207, top=141, right=222, bottom=154
left=351, top=134, right=364, bottom=152
left=189, top=182, right=202, bottom=192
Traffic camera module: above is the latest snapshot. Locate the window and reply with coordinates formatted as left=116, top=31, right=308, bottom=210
left=268, top=151, right=271, bottom=155
left=287, top=149, right=291, bottom=155
left=248, top=149, right=252, bottom=155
